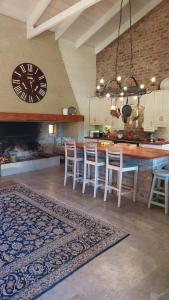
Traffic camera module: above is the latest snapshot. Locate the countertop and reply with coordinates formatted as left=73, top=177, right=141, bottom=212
left=77, top=143, right=169, bottom=159
left=84, top=137, right=169, bottom=145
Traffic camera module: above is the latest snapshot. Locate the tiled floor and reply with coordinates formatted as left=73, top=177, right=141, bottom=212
left=1, top=166, right=169, bottom=300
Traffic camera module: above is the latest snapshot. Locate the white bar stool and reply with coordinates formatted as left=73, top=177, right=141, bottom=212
left=82, top=143, right=105, bottom=198
left=148, top=170, right=169, bottom=214
left=64, top=141, right=83, bottom=190
left=104, top=147, right=138, bottom=207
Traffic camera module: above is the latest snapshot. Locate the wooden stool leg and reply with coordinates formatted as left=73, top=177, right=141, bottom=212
left=117, top=171, right=122, bottom=208
left=82, top=163, right=87, bottom=194
left=148, top=175, right=156, bottom=208
left=64, top=158, right=68, bottom=186
left=73, top=161, right=77, bottom=190
left=108, top=169, right=112, bottom=194
left=94, top=166, right=98, bottom=198
left=133, top=168, right=138, bottom=202
left=165, top=178, right=168, bottom=214
left=104, top=167, right=109, bottom=202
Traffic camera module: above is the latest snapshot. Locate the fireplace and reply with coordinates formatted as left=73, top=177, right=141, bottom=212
left=0, top=122, right=60, bottom=176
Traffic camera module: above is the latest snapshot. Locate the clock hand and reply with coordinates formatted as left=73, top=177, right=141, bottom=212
left=22, top=82, right=27, bottom=89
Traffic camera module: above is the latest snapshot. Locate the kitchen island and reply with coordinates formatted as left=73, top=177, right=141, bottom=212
left=77, top=143, right=169, bottom=203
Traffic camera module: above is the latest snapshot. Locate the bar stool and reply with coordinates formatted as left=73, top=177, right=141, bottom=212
left=82, top=143, right=105, bottom=198
left=148, top=170, right=169, bottom=214
left=64, top=141, right=83, bottom=190
left=104, top=147, right=138, bottom=207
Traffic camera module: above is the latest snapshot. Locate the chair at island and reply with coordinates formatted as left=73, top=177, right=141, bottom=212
left=148, top=170, right=169, bottom=214
left=82, top=143, right=105, bottom=198
left=104, top=147, right=138, bottom=207
left=64, top=141, right=83, bottom=190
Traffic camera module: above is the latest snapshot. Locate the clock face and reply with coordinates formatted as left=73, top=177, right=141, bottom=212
left=12, top=63, right=47, bottom=103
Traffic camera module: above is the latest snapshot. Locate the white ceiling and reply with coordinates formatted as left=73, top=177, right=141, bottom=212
left=0, top=0, right=163, bottom=53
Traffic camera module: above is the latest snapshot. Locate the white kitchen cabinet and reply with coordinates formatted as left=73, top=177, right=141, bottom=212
left=141, top=93, right=156, bottom=132
left=141, top=90, right=169, bottom=131
left=154, top=90, right=169, bottom=127
left=90, top=97, right=112, bottom=125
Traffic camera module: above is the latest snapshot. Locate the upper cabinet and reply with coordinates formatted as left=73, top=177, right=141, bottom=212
left=141, top=90, right=169, bottom=132
left=89, top=97, right=124, bottom=130
left=89, top=97, right=112, bottom=125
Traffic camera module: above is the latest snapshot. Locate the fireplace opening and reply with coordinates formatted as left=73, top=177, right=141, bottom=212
left=0, top=122, right=55, bottom=164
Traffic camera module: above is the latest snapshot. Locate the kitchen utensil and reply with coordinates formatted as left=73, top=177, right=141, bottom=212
left=160, top=78, right=169, bottom=90
left=68, top=106, right=77, bottom=115
left=122, top=98, right=132, bottom=125
left=110, top=99, right=121, bottom=118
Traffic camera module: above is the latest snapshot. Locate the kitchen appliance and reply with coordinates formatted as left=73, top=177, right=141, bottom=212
left=89, top=130, right=100, bottom=138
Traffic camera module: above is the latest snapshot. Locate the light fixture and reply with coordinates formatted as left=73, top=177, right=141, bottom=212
left=96, top=0, right=157, bottom=99
left=48, top=124, right=56, bottom=135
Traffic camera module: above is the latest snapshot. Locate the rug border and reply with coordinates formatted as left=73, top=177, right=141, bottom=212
left=32, top=233, right=129, bottom=300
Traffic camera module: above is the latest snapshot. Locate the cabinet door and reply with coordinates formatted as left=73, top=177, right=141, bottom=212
left=141, top=93, right=156, bottom=132
left=90, top=98, right=112, bottom=125
left=90, top=98, right=103, bottom=125
left=154, top=91, right=169, bottom=127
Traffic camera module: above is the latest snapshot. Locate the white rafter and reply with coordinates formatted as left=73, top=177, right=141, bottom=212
left=27, top=0, right=52, bottom=38
left=95, top=0, right=163, bottom=54
left=76, top=0, right=128, bottom=49
left=27, top=0, right=51, bottom=26
left=55, top=11, right=82, bottom=41
left=27, top=0, right=102, bottom=39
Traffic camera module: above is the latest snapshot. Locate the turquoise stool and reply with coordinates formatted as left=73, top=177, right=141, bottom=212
left=148, top=170, right=169, bottom=214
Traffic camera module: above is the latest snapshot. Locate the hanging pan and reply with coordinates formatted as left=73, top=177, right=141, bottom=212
left=122, top=97, right=132, bottom=122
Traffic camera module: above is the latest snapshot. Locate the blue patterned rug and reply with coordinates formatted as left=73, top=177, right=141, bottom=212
left=0, top=183, right=128, bottom=299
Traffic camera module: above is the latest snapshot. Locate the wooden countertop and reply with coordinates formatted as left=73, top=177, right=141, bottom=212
left=77, top=143, right=169, bottom=160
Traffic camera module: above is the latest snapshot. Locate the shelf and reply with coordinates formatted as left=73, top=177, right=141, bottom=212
left=0, top=113, right=84, bottom=122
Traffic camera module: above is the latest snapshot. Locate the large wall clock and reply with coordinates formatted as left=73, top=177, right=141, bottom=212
left=12, top=63, right=47, bottom=103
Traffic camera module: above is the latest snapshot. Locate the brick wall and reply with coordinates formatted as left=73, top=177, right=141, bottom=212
left=96, top=0, right=169, bottom=89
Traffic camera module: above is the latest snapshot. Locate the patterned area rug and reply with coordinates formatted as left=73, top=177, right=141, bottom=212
left=0, top=184, right=128, bottom=300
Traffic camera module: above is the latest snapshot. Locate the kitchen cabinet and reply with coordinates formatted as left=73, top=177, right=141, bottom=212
left=141, top=90, right=169, bottom=131
left=154, top=90, right=169, bottom=127
left=141, top=93, right=156, bottom=132
left=89, top=97, right=112, bottom=125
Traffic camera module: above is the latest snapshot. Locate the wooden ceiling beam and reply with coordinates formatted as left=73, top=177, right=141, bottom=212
left=55, top=11, right=82, bottom=41
left=75, top=0, right=128, bottom=49
left=95, top=0, right=163, bottom=54
left=27, top=0, right=102, bottom=39
left=27, top=0, right=52, bottom=31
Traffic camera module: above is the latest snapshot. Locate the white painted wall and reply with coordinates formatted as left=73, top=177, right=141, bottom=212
left=59, top=38, right=96, bottom=136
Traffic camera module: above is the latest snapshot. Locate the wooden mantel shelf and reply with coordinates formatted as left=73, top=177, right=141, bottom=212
left=0, top=112, right=84, bottom=122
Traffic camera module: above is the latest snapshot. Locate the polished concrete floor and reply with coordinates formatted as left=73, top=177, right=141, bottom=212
left=1, top=166, right=169, bottom=300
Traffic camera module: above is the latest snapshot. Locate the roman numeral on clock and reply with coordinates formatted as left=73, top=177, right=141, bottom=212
left=14, top=85, right=22, bottom=95
left=27, top=64, right=33, bottom=72
left=39, top=75, right=45, bottom=81
left=28, top=95, right=33, bottom=103
left=12, top=79, right=20, bottom=85
left=21, top=92, right=27, bottom=100
left=38, top=89, right=45, bottom=96
left=20, top=64, right=26, bottom=73
left=40, top=82, right=47, bottom=88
